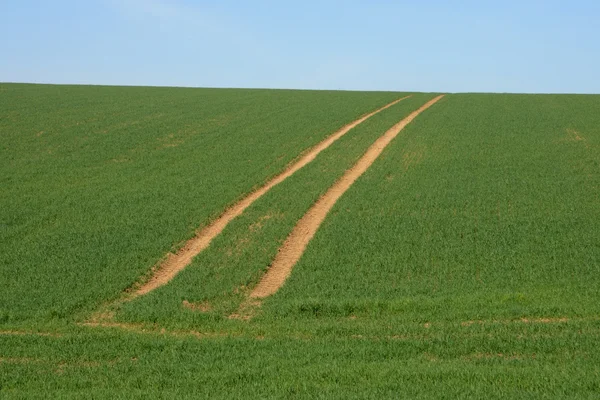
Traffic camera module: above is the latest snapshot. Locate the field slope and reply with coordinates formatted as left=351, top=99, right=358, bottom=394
left=1, top=85, right=599, bottom=398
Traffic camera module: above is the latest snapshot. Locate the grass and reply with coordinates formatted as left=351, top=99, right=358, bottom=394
left=1, top=86, right=599, bottom=398
left=1, top=324, right=599, bottom=399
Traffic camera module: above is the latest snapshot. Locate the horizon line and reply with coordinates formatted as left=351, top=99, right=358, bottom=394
left=1, top=81, right=598, bottom=96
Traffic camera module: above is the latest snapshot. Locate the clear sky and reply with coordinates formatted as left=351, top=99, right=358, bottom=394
left=1, top=0, right=598, bottom=93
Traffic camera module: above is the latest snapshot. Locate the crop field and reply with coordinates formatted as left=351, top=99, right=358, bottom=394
left=0, top=83, right=402, bottom=323
left=1, top=84, right=599, bottom=398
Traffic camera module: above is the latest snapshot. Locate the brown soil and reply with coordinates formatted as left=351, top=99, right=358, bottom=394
left=0, top=330, right=61, bottom=337
left=132, top=97, right=410, bottom=298
left=182, top=300, right=212, bottom=312
left=250, top=96, right=444, bottom=299
left=566, top=128, right=585, bottom=142
left=0, top=357, right=40, bottom=364
left=519, top=317, right=569, bottom=324
left=461, top=317, right=570, bottom=327
left=80, top=320, right=239, bottom=339
left=463, top=352, right=535, bottom=361
left=228, top=298, right=261, bottom=320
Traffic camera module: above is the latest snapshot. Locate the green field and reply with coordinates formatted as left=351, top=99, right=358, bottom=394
left=0, top=83, right=402, bottom=323
left=1, top=84, right=599, bottom=398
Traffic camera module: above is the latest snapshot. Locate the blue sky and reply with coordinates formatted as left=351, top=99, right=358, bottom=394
left=1, top=0, right=598, bottom=93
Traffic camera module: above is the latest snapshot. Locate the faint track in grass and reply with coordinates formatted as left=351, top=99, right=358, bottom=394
left=0, top=330, right=62, bottom=337
left=122, top=96, right=411, bottom=300
left=4, top=314, right=593, bottom=342
left=247, top=95, right=444, bottom=301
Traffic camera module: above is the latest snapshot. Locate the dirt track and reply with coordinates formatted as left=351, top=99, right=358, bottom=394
left=133, top=97, right=411, bottom=297
left=250, top=95, right=444, bottom=299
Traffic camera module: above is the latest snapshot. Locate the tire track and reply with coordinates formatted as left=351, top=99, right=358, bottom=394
left=249, top=95, right=444, bottom=299
left=131, top=96, right=411, bottom=298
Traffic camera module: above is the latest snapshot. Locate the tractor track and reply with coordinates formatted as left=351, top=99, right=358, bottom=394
left=129, top=96, right=411, bottom=298
left=249, top=95, right=445, bottom=300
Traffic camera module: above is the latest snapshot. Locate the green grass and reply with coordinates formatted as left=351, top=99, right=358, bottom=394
left=1, top=324, right=599, bottom=399
left=2, top=86, right=599, bottom=398
left=0, top=83, right=403, bottom=324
